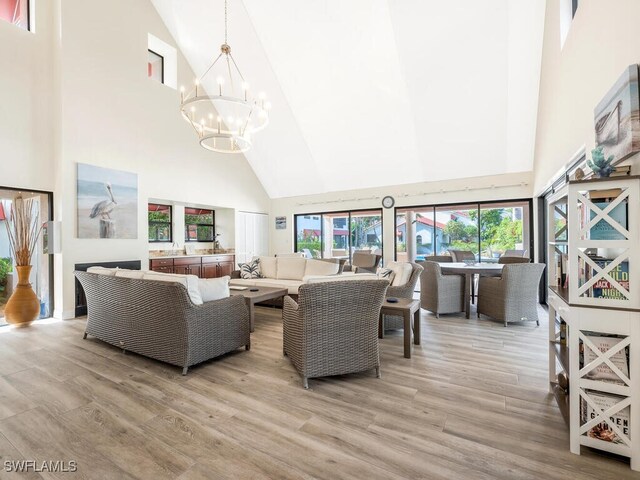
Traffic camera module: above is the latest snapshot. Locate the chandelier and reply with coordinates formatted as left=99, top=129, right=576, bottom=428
left=179, top=0, right=270, bottom=153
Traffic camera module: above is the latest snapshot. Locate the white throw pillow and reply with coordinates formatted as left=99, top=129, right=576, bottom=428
left=386, top=261, right=413, bottom=287
left=276, top=257, right=307, bottom=280
left=115, top=270, right=145, bottom=279
left=376, top=267, right=396, bottom=284
left=238, top=258, right=262, bottom=279
left=304, top=259, right=339, bottom=277
left=143, top=272, right=203, bottom=305
left=198, top=276, right=230, bottom=302
left=87, top=266, right=118, bottom=276
left=257, top=256, right=277, bottom=279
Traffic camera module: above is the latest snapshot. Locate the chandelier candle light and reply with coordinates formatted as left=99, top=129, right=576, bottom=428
left=179, top=0, right=270, bottom=153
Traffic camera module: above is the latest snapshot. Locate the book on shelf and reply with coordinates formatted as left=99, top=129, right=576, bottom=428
left=589, top=199, right=628, bottom=240
left=580, top=333, right=629, bottom=384
left=591, top=260, right=629, bottom=300
left=610, top=165, right=632, bottom=178
left=581, top=390, right=630, bottom=444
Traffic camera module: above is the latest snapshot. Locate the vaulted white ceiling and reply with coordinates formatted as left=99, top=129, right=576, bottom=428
left=152, top=0, right=545, bottom=199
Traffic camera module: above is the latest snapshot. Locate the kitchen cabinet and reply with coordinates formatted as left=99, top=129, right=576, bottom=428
left=149, top=254, right=235, bottom=279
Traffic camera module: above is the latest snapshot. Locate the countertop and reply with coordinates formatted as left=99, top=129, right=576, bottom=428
left=149, top=253, right=235, bottom=260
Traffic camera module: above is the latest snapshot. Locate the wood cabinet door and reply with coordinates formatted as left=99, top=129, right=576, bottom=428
left=187, top=264, right=202, bottom=278
left=151, top=266, right=174, bottom=274
left=202, top=263, right=217, bottom=279
left=217, top=261, right=233, bottom=278
left=173, top=265, right=190, bottom=275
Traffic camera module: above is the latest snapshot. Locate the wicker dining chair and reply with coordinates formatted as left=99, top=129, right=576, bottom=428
left=382, top=262, right=424, bottom=331
left=477, top=263, right=545, bottom=327
left=283, top=280, right=389, bottom=389
left=503, top=249, right=527, bottom=257
left=419, top=261, right=465, bottom=318
left=498, top=256, right=531, bottom=264
left=427, top=255, right=453, bottom=263
left=449, top=250, right=476, bottom=262
left=351, top=252, right=382, bottom=273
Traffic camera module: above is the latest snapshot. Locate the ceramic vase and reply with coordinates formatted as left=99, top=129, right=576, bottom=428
left=4, top=266, right=39, bottom=327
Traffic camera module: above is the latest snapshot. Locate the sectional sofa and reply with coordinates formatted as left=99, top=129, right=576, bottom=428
left=230, top=256, right=377, bottom=295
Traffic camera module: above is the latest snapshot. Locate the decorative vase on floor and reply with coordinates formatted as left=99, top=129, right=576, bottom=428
left=4, top=265, right=39, bottom=327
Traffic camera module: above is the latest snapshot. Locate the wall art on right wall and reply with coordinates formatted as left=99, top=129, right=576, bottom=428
left=594, top=64, right=640, bottom=163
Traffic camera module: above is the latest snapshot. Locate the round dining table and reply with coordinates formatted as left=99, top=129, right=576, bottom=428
left=438, top=262, right=504, bottom=319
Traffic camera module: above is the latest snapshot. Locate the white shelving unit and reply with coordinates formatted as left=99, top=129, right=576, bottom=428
left=547, top=176, right=640, bottom=471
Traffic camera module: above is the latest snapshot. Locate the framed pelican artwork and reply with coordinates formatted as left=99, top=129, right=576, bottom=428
left=77, top=163, right=138, bottom=239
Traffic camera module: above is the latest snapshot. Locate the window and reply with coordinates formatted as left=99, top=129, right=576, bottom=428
left=147, top=50, right=164, bottom=83
left=0, top=0, right=29, bottom=30
left=148, top=204, right=172, bottom=242
left=294, top=209, right=383, bottom=262
left=185, top=208, right=214, bottom=242
left=396, top=200, right=531, bottom=263
left=147, top=33, right=177, bottom=89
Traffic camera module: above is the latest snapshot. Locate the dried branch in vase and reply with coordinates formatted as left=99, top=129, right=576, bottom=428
left=4, top=195, right=44, bottom=267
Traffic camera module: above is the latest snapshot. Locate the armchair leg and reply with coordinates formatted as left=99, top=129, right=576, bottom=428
left=245, top=342, right=251, bottom=351
left=504, top=321, right=508, bottom=327
left=375, top=366, right=381, bottom=379
left=83, top=332, right=87, bottom=339
left=182, top=366, right=189, bottom=376
left=302, top=377, right=309, bottom=389
left=536, top=320, right=540, bottom=326
left=436, top=313, right=440, bottom=319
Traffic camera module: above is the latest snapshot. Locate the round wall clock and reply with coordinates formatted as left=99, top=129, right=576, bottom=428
left=381, top=196, right=395, bottom=209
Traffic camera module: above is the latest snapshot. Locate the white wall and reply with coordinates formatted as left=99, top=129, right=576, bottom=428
left=0, top=0, right=270, bottom=318
left=533, top=0, right=640, bottom=193
left=270, top=171, right=533, bottom=266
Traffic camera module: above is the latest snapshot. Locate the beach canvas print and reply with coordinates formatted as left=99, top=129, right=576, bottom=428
left=77, top=163, right=138, bottom=239
left=594, top=64, right=640, bottom=163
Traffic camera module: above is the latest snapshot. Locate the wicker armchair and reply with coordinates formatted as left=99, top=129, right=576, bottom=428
left=477, top=263, right=545, bottom=326
left=382, top=262, right=424, bottom=330
left=283, top=280, right=389, bottom=388
left=498, top=256, right=531, bottom=264
left=75, top=271, right=250, bottom=375
left=420, top=261, right=465, bottom=318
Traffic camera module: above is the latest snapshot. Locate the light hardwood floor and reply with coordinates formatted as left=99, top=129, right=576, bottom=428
left=0, top=305, right=636, bottom=479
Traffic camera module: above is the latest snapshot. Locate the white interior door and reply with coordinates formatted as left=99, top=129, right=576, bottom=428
left=235, top=212, right=269, bottom=263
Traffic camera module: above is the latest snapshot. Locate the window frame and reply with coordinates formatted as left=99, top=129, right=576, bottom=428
left=147, top=48, right=164, bottom=84
left=148, top=203, right=172, bottom=243
left=184, top=208, right=215, bottom=243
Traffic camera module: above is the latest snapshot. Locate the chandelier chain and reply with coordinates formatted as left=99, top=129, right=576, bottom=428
left=224, top=0, right=228, bottom=45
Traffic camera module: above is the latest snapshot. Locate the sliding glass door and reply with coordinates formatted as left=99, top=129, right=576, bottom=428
left=294, top=209, right=383, bottom=263
left=0, top=187, right=53, bottom=325
left=396, top=199, right=532, bottom=263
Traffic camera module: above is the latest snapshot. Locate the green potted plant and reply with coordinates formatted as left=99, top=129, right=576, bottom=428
left=588, top=146, right=615, bottom=178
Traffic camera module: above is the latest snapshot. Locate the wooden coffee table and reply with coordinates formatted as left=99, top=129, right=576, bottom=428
left=379, top=298, right=421, bottom=358
left=231, top=286, right=288, bottom=332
